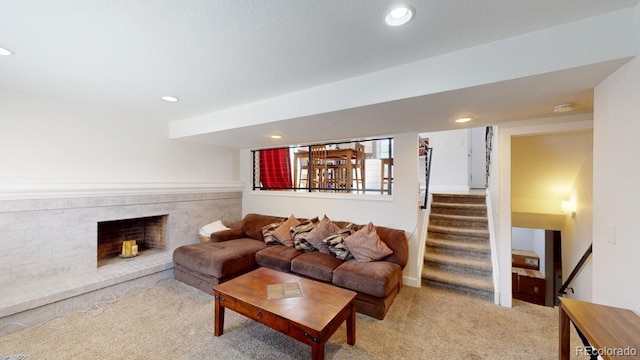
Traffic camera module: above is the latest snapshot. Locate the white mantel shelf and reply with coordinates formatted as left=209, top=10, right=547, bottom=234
left=0, top=181, right=245, bottom=201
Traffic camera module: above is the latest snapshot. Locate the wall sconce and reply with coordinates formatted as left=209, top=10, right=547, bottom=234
left=561, top=200, right=576, bottom=218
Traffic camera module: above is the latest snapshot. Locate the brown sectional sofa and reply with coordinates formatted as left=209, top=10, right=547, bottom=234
left=172, top=213, right=408, bottom=320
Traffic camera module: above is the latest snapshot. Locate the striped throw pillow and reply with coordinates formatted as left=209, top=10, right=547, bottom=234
left=323, top=223, right=356, bottom=260
left=292, top=217, right=319, bottom=252
left=261, top=221, right=284, bottom=246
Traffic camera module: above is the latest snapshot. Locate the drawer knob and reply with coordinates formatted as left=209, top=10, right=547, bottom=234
left=257, top=311, right=262, bottom=319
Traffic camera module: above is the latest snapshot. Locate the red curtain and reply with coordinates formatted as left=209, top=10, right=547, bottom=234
left=260, top=148, right=292, bottom=189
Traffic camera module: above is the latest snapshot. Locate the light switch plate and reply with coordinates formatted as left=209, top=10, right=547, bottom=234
left=609, top=225, right=616, bottom=245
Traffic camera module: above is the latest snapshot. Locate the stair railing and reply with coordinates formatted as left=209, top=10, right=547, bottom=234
left=420, top=146, right=433, bottom=209
left=557, top=243, right=597, bottom=360
left=558, top=243, right=592, bottom=298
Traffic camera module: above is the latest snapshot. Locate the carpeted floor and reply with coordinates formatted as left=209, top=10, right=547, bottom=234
left=0, top=279, right=588, bottom=359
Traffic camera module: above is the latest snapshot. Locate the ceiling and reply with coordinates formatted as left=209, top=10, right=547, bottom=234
left=1, top=0, right=639, bottom=148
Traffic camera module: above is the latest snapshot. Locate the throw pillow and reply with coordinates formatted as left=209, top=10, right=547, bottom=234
left=304, top=215, right=339, bottom=254
left=272, top=215, right=301, bottom=247
left=323, top=223, right=356, bottom=260
left=199, top=220, right=230, bottom=236
left=292, top=217, right=319, bottom=252
left=344, top=222, right=393, bottom=263
left=261, top=221, right=284, bottom=246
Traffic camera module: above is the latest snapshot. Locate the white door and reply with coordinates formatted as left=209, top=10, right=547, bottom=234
left=470, top=127, right=486, bottom=189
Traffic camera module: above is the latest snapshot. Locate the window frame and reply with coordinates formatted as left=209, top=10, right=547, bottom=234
left=251, top=137, right=394, bottom=195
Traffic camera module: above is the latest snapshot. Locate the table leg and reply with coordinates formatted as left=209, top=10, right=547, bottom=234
left=559, top=303, right=570, bottom=360
left=311, top=341, right=325, bottom=360
left=346, top=159, right=353, bottom=190
left=214, top=296, right=225, bottom=336
left=360, top=159, right=365, bottom=191
left=346, top=302, right=356, bottom=345
left=294, top=153, right=300, bottom=190
left=380, top=160, right=385, bottom=194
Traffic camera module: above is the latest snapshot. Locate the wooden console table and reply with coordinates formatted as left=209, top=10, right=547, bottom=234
left=559, top=297, right=640, bottom=359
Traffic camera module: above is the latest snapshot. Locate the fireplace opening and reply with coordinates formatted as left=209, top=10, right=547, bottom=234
left=97, top=215, right=168, bottom=267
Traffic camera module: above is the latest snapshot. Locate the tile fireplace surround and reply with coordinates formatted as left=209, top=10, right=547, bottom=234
left=0, top=188, right=242, bottom=336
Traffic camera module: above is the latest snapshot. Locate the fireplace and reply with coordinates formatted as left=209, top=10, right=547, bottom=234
left=97, top=215, right=168, bottom=267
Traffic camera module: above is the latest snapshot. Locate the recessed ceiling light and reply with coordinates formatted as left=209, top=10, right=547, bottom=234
left=385, top=6, right=414, bottom=26
left=161, top=96, right=179, bottom=102
left=554, top=103, right=574, bottom=113
left=0, top=47, right=14, bottom=56
left=270, top=135, right=283, bottom=139
left=455, top=117, right=474, bottom=123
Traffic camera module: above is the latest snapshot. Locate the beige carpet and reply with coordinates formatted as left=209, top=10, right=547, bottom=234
left=0, top=279, right=588, bottom=360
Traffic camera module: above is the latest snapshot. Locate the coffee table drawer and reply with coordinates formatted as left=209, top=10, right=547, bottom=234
left=235, top=301, right=289, bottom=333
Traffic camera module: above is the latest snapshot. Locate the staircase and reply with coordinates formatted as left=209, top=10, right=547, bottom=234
left=422, top=193, right=494, bottom=301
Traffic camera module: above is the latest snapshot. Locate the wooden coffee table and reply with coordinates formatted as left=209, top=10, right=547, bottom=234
left=213, top=267, right=357, bottom=360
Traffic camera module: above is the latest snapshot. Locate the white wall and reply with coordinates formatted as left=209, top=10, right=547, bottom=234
left=420, top=129, right=469, bottom=192
left=242, top=132, right=423, bottom=286
left=560, top=151, right=593, bottom=302
left=593, top=55, right=640, bottom=314
left=512, top=227, right=546, bottom=276
left=0, top=97, right=239, bottom=193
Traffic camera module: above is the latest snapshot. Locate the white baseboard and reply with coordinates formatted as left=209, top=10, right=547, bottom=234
left=403, top=276, right=422, bottom=288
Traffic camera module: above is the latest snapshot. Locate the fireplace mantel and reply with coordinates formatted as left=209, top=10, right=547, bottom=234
left=0, top=180, right=244, bottom=201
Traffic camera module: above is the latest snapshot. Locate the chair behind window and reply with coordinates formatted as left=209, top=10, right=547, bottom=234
left=353, top=143, right=365, bottom=191
left=310, top=145, right=329, bottom=190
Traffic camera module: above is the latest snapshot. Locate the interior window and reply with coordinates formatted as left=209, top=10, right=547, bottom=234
left=252, top=138, right=394, bottom=195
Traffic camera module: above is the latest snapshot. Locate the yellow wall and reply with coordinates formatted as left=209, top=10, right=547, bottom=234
left=511, top=131, right=592, bottom=225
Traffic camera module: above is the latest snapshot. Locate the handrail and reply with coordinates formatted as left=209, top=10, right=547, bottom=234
left=558, top=244, right=597, bottom=360
left=558, top=243, right=592, bottom=297
left=421, top=146, right=433, bottom=209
